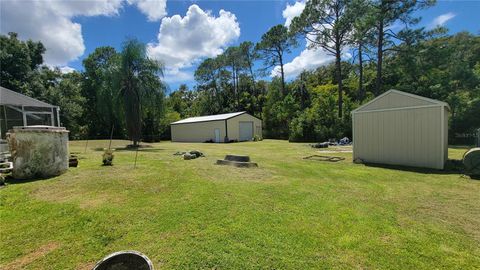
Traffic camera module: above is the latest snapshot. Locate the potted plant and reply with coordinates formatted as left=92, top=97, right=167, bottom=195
left=102, top=148, right=115, bottom=166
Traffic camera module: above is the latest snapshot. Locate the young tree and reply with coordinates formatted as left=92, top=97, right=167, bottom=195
left=371, top=0, right=435, bottom=95
left=239, top=41, right=258, bottom=82
left=291, top=0, right=354, bottom=118
left=256, top=25, right=296, bottom=96
left=222, top=46, right=242, bottom=109
left=194, top=57, right=226, bottom=113
left=349, top=0, right=376, bottom=101
left=116, top=39, right=165, bottom=146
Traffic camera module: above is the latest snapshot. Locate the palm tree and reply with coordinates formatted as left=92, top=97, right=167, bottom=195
left=116, top=38, right=165, bottom=146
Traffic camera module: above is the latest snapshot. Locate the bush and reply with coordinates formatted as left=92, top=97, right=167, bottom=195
left=253, top=135, right=263, bottom=141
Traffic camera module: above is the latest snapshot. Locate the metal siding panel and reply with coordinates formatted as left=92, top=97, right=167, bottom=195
left=444, top=108, right=449, bottom=163
left=171, top=121, right=225, bottom=142
left=354, top=106, right=443, bottom=169
left=227, top=114, right=262, bottom=141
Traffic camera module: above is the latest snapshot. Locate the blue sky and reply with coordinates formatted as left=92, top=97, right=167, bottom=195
left=1, top=0, right=479, bottom=91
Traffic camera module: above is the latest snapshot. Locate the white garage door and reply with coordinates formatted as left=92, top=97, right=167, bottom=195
left=239, top=121, right=253, bottom=141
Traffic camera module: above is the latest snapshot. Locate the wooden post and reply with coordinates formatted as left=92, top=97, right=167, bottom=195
left=134, top=142, right=139, bottom=169
left=108, top=124, right=114, bottom=150
left=84, top=139, right=89, bottom=153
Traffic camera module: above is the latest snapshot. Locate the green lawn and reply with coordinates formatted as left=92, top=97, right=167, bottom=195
left=1, top=140, right=479, bottom=269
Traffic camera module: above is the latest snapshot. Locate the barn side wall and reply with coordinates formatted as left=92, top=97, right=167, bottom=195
left=226, top=114, right=262, bottom=141
left=170, top=120, right=225, bottom=142
left=353, top=106, right=445, bottom=169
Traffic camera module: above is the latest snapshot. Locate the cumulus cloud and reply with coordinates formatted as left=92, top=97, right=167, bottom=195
left=163, top=68, right=194, bottom=83
left=128, top=0, right=167, bottom=21
left=0, top=0, right=167, bottom=66
left=282, top=1, right=306, bottom=27
left=147, top=4, right=240, bottom=82
left=59, top=66, right=76, bottom=74
left=273, top=47, right=334, bottom=79
left=430, top=12, right=456, bottom=28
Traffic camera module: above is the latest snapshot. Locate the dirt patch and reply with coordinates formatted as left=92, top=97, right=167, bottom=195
left=78, top=195, right=125, bottom=209
left=1, top=242, right=60, bottom=269
left=76, top=261, right=96, bottom=270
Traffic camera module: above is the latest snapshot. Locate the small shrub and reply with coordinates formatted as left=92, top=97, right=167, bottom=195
left=102, top=149, right=115, bottom=166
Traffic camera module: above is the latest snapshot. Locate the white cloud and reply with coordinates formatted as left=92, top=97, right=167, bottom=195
left=0, top=0, right=167, bottom=66
left=273, top=46, right=334, bottom=78
left=127, top=0, right=167, bottom=21
left=430, top=12, right=456, bottom=28
left=147, top=5, right=240, bottom=82
left=274, top=2, right=335, bottom=79
left=282, top=1, right=306, bottom=27
left=59, top=66, right=76, bottom=74
left=163, top=68, right=194, bottom=83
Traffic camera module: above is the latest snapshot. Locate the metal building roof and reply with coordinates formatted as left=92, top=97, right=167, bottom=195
left=0, top=86, right=56, bottom=108
left=171, top=112, right=247, bottom=125
left=353, top=89, right=450, bottom=113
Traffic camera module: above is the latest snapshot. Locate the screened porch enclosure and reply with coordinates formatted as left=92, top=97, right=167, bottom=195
left=0, top=86, right=60, bottom=139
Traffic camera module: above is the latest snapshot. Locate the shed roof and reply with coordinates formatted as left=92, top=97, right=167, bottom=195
left=171, top=112, right=248, bottom=125
left=353, top=89, right=450, bottom=113
left=0, top=86, right=56, bottom=108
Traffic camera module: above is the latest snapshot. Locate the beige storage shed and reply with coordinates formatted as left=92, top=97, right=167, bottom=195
left=171, top=112, right=262, bottom=143
left=352, top=90, right=449, bottom=169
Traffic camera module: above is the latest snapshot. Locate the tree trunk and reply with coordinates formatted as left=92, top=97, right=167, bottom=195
left=358, top=42, right=364, bottom=101
left=279, top=54, right=286, bottom=96
left=124, top=87, right=141, bottom=147
left=336, top=46, right=343, bottom=118
left=376, top=20, right=384, bottom=96
left=232, top=65, right=239, bottom=110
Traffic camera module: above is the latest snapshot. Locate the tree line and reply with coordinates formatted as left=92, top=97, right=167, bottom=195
left=167, top=0, right=479, bottom=142
left=1, top=0, right=479, bottom=144
left=1, top=34, right=164, bottom=145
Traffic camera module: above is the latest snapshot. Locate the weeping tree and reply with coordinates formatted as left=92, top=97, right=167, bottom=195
left=116, top=39, right=165, bottom=146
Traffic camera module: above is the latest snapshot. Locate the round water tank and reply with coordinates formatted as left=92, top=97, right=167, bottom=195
left=7, top=126, right=69, bottom=179
left=463, top=147, right=480, bottom=177
left=93, top=251, right=154, bottom=270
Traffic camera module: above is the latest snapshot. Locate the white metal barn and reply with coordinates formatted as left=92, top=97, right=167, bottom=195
left=170, top=112, right=262, bottom=143
left=352, top=90, right=450, bottom=169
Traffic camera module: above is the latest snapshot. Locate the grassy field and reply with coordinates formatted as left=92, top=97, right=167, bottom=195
left=1, top=140, right=479, bottom=269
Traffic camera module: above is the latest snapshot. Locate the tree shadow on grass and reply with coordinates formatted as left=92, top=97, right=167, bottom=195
left=449, top=145, right=474, bottom=150
left=3, top=174, right=58, bottom=185
left=362, top=159, right=465, bottom=175
left=92, top=145, right=166, bottom=153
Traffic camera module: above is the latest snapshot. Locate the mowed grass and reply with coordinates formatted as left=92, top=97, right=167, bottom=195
left=0, top=140, right=479, bottom=269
